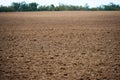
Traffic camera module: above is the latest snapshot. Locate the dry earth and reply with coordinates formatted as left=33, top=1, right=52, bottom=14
left=0, top=11, right=120, bottom=80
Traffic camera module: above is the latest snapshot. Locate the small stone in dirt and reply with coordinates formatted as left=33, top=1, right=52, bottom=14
left=97, top=49, right=100, bottom=51
left=63, top=73, right=68, bottom=76
left=60, top=67, right=66, bottom=70
left=20, top=55, right=24, bottom=57
left=63, top=64, right=66, bottom=66
left=108, top=40, right=112, bottom=42
left=50, top=56, right=54, bottom=59
left=27, top=67, right=30, bottom=70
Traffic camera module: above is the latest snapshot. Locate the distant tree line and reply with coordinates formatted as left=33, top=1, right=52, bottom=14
left=0, top=2, right=120, bottom=12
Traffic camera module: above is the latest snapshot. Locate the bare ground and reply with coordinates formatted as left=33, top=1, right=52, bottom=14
left=0, top=11, right=120, bottom=80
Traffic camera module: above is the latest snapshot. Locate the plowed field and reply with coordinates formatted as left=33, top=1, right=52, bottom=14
left=0, top=11, right=120, bottom=80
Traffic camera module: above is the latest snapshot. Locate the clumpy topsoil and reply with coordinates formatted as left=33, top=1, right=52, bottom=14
left=0, top=11, right=120, bottom=80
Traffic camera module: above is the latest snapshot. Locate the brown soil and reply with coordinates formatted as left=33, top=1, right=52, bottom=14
left=0, top=11, right=120, bottom=80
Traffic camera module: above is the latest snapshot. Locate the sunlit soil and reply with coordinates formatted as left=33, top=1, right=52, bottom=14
left=0, top=11, right=120, bottom=80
